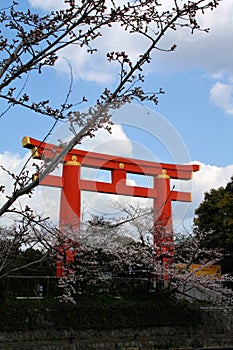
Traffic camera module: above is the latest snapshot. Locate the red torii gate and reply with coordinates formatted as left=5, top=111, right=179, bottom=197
left=22, top=136, right=200, bottom=277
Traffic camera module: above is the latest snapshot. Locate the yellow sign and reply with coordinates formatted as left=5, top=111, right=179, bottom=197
left=190, top=264, right=221, bottom=277
left=175, top=264, right=221, bottom=277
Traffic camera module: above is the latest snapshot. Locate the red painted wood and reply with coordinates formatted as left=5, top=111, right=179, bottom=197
left=22, top=136, right=200, bottom=179
left=40, top=175, right=63, bottom=187
left=59, top=162, right=81, bottom=229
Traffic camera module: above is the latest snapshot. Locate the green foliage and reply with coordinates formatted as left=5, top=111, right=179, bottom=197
left=194, top=176, right=233, bottom=272
left=0, top=227, right=21, bottom=276
left=16, top=248, right=55, bottom=276
left=0, top=247, right=56, bottom=300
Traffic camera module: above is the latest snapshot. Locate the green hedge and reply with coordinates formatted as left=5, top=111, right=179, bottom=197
left=0, top=294, right=201, bottom=332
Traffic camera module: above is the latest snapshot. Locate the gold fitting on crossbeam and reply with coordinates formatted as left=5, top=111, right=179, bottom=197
left=32, top=173, right=39, bottom=181
left=119, top=162, right=124, bottom=169
left=22, top=136, right=31, bottom=147
left=64, top=155, right=81, bottom=167
left=31, top=147, right=40, bottom=159
left=156, top=169, right=170, bottom=179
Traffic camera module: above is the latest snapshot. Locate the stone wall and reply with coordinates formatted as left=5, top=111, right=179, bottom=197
left=0, top=308, right=232, bottom=350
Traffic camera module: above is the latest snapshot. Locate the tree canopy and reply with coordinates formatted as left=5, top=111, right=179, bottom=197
left=194, top=176, right=233, bottom=272
left=194, top=176, right=233, bottom=249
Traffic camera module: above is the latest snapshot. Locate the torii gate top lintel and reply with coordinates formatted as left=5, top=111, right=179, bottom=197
left=22, top=136, right=199, bottom=180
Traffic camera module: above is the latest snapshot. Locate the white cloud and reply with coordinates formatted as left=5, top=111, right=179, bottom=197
left=209, top=82, right=233, bottom=115
left=61, top=2, right=233, bottom=82
left=55, top=47, right=115, bottom=84
left=55, top=23, right=147, bottom=84
left=49, top=122, right=134, bottom=157
left=28, top=0, right=67, bottom=10
left=153, top=1, right=233, bottom=76
left=173, top=161, right=233, bottom=231
left=0, top=152, right=54, bottom=226
left=80, top=124, right=134, bottom=156
left=0, top=151, right=22, bottom=193
left=192, top=162, right=233, bottom=207
left=27, top=1, right=233, bottom=85
left=28, top=0, right=127, bottom=11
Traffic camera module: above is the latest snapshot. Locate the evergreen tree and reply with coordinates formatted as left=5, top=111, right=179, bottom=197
left=194, top=176, right=233, bottom=273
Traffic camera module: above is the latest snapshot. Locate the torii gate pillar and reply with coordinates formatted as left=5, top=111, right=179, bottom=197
left=154, top=170, right=173, bottom=282
left=60, top=156, right=81, bottom=232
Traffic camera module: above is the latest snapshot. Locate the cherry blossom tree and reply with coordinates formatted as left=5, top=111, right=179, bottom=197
left=0, top=219, right=59, bottom=280
left=55, top=207, right=233, bottom=306
left=1, top=203, right=232, bottom=306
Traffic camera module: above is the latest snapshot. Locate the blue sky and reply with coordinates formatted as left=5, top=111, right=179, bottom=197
left=1, top=0, right=233, bottom=230
left=155, top=69, right=233, bottom=167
